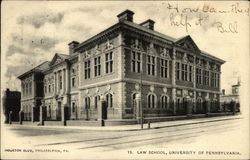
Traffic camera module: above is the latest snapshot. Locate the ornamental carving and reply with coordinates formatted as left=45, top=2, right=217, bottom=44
left=182, top=53, right=189, bottom=63
left=104, top=39, right=114, bottom=51
left=150, top=85, right=155, bottom=92
left=135, top=83, right=140, bottom=91
left=163, top=87, right=167, bottom=93
left=83, top=51, right=91, bottom=59
left=205, top=61, right=210, bottom=70
left=94, top=44, right=101, bottom=55
left=160, top=48, right=171, bottom=59
left=131, top=38, right=143, bottom=51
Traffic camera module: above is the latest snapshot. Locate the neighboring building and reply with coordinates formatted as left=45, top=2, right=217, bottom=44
left=2, top=88, right=21, bottom=123
left=220, top=81, right=240, bottom=110
left=18, top=10, right=225, bottom=122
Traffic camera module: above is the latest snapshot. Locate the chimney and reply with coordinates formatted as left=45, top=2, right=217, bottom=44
left=68, top=41, right=79, bottom=55
left=222, top=89, right=225, bottom=95
left=140, top=19, right=155, bottom=30
left=117, top=10, right=134, bottom=22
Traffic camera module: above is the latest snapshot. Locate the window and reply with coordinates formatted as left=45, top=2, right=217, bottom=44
left=72, top=102, right=75, bottom=112
left=84, top=60, right=91, bottom=79
left=203, top=70, right=209, bottom=85
left=94, top=56, right=101, bottom=76
left=131, top=52, right=141, bottom=73
left=189, top=66, right=193, bottom=82
left=71, top=77, right=75, bottom=87
left=147, top=55, right=155, bottom=76
left=181, top=64, right=188, bottom=81
left=105, top=52, right=113, bottom=74
left=29, top=82, right=32, bottom=94
left=48, top=85, right=51, bottom=93
left=196, top=68, right=202, bottom=84
left=94, top=95, right=100, bottom=108
left=176, top=62, right=180, bottom=80
left=106, top=93, right=113, bottom=108
left=85, top=97, right=90, bottom=109
left=148, top=94, right=156, bottom=108
left=215, top=73, right=219, bottom=87
left=160, top=59, right=168, bottom=78
left=44, top=85, right=47, bottom=94
left=211, top=72, right=215, bottom=87
left=161, top=96, right=169, bottom=108
left=59, top=75, right=62, bottom=89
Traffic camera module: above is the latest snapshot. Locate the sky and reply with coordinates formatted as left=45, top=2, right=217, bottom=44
left=1, top=1, right=249, bottom=96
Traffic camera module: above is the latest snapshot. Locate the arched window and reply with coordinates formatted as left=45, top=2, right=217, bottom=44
left=94, top=95, right=100, bottom=108
left=148, top=94, right=156, bottom=108
left=85, top=97, right=90, bottom=109
left=161, top=95, right=169, bottom=109
left=106, top=93, right=113, bottom=108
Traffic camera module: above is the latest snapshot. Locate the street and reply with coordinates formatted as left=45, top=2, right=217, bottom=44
left=1, top=116, right=249, bottom=159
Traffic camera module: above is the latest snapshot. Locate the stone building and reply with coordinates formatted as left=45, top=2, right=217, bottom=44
left=18, top=10, right=225, bottom=122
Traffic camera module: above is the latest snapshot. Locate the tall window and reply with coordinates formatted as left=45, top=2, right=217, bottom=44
left=84, top=60, right=91, bottom=79
left=176, top=62, right=180, bottom=80
left=94, top=56, right=101, bottom=77
left=147, top=55, right=155, bottom=76
left=59, top=75, right=62, bottom=89
left=71, top=77, right=75, bottom=87
left=44, top=85, right=47, bottom=94
left=160, top=59, right=168, bottom=78
left=196, top=68, right=202, bottom=84
left=211, top=72, right=215, bottom=87
left=85, top=97, right=90, bottom=109
left=29, top=82, right=32, bottom=94
left=203, top=70, right=209, bottom=85
left=105, top=52, right=113, bottom=74
left=148, top=94, right=156, bottom=108
left=48, top=84, right=51, bottom=93
left=181, top=64, right=188, bottom=81
left=215, top=73, right=219, bottom=87
left=189, top=66, right=193, bottom=82
left=131, top=51, right=141, bottom=73
left=94, top=95, right=100, bottom=108
left=72, top=102, right=75, bottom=112
left=161, top=96, right=169, bottom=108
left=106, top=94, right=113, bottom=108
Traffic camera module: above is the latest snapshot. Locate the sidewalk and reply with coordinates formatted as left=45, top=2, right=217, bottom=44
left=7, top=114, right=243, bottom=131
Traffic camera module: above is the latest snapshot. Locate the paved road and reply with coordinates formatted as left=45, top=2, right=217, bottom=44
left=3, top=117, right=243, bottom=152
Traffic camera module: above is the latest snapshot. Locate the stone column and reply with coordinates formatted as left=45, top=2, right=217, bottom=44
left=57, top=71, right=60, bottom=94
left=135, top=93, right=141, bottom=123
left=54, top=72, right=57, bottom=95
left=65, top=67, right=69, bottom=94
left=205, top=96, right=210, bottom=116
left=172, top=47, right=176, bottom=115
left=185, top=96, right=192, bottom=117
left=62, top=69, right=65, bottom=94
left=31, top=101, right=36, bottom=122
left=193, top=91, right=197, bottom=113
left=39, top=101, right=45, bottom=125
left=78, top=53, right=83, bottom=87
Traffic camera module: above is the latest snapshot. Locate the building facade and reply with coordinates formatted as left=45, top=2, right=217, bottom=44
left=18, top=10, right=225, bottom=122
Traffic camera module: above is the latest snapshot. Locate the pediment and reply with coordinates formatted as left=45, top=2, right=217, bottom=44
left=175, top=35, right=200, bottom=53
left=50, top=53, right=67, bottom=66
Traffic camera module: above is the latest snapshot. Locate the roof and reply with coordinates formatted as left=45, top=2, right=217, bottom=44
left=18, top=61, right=50, bottom=79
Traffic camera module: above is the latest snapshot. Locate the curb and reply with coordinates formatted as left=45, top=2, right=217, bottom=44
left=5, top=115, right=242, bottom=132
